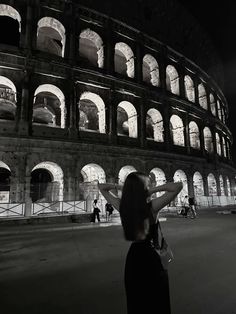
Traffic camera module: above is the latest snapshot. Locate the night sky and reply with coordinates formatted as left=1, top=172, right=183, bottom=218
left=178, top=1, right=236, bottom=163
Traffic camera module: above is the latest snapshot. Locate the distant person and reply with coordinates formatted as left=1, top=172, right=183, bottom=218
left=98, top=172, right=183, bottom=314
left=105, top=202, right=114, bottom=221
left=92, top=199, right=101, bottom=222
left=182, top=195, right=190, bottom=218
left=188, top=196, right=197, bottom=218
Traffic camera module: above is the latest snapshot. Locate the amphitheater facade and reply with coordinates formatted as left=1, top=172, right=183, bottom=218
left=0, top=0, right=235, bottom=217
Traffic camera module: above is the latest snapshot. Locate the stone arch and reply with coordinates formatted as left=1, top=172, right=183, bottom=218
left=31, top=161, right=64, bottom=201
left=149, top=167, right=166, bottom=186
left=207, top=173, right=217, bottom=196
left=146, top=108, right=164, bottom=142
left=170, top=115, right=185, bottom=146
left=189, top=121, right=200, bottom=149
left=198, top=83, right=207, bottom=110
left=0, top=5, right=21, bottom=47
left=184, top=75, right=195, bottom=102
left=142, top=54, right=159, bottom=86
left=193, top=171, right=204, bottom=196
left=222, top=137, right=227, bottom=157
left=219, top=175, right=225, bottom=196
left=215, top=133, right=222, bottom=156
left=79, top=92, right=106, bottom=133
left=203, top=127, right=213, bottom=153
left=118, top=165, right=137, bottom=185
left=210, top=94, right=216, bottom=116
left=79, top=29, right=104, bottom=68
left=114, top=42, right=134, bottom=78
left=173, top=169, right=188, bottom=203
left=226, top=177, right=231, bottom=196
left=37, top=17, right=66, bottom=57
left=0, top=161, right=11, bottom=203
left=217, top=100, right=222, bottom=120
left=166, top=65, right=179, bottom=95
left=81, top=163, right=106, bottom=183
left=0, top=76, right=17, bottom=120
left=117, top=101, right=137, bottom=138
left=33, top=84, right=66, bottom=128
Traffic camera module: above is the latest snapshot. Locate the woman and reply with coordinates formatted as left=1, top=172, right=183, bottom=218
left=99, top=172, right=182, bottom=314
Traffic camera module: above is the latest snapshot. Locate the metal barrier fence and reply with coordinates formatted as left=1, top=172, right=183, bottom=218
left=0, top=203, right=25, bottom=217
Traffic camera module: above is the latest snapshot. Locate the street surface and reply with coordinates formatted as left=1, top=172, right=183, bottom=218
left=1, top=212, right=236, bottom=314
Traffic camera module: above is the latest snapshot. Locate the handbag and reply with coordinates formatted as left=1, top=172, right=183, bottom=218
left=151, top=220, right=174, bottom=270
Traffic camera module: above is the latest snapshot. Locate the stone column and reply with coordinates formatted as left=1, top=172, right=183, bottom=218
left=138, top=97, right=146, bottom=148
left=135, top=36, right=143, bottom=84
left=108, top=89, right=117, bottom=144
left=68, top=81, right=78, bottom=138
left=159, top=47, right=167, bottom=91
left=178, top=59, right=186, bottom=98
left=24, top=176, right=32, bottom=217
left=64, top=2, right=76, bottom=63
left=184, top=113, right=190, bottom=154
left=163, top=104, right=171, bottom=152
left=104, top=20, right=114, bottom=75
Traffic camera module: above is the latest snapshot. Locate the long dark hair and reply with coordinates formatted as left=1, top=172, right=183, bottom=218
left=119, top=172, right=150, bottom=241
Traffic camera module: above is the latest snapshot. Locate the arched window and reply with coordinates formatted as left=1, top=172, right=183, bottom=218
left=215, top=132, right=222, bottom=156
left=149, top=168, right=166, bottom=197
left=170, top=115, right=185, bottom=146
left=117, top=101, right=137, bottom=138
left=0, top=5, right=21, bottom=46
left=219, top=175, right=225, bottom=196
left=184, top=75, right=195, bottom=102
left=207, top=173, right=217, bottom=196
left=210, top=94, right=216, bottom=116
left=0, top=161, right=11, bottom=203
left=193, top=172, right=204, bottom=196
left=173, top=169, right=188, bottom=204
left=146, top=108, right=164, bottom=142
left=226, top=177, right=231, bottom=196
left=33, top=84, right=66, bottom=128
left=142, top=54, right=159, bottom=86
left=203, top=127, right=213, bottom=153
left=0, top=76, right=17, bottom=120
left=79, top=29, right=104, bottom=68
left=118, top=165, right=136, bottom=185
left=114, top=42, right=134, bottom=78
left=198, top=83, right=207, bottom=110
left=222, top=137, right=227, bottom=157
left=217, top=100, right=222, bottom=120
left=79, top=92, right=106, bottom=133
left=31, top=161, right=64, bottom=202
left=166, top=65, right=179, bottom=95
left=189, top=121, right=200, bottom=149
left=37, top=17, right=66, bottom=57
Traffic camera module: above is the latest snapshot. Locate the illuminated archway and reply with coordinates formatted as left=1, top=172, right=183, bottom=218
left=226, top=177, right=231, bottom=196
left=79, top=29, right=104, bottom=68
left=193, top=172, right=204, bottom=196
left=203, top=127, right=213, bottom=153
left=222, top=137, right=227, bottom=157
left=150, top=168, right=166, bottom=197
left=198, top=83, right=207, bottom=110
left=118, top=165, right=136, bottom=185
left=117, top=101, right=137, bottom=138
left=173, top=169, right=188, bottom=203
left=37, top=17, right=66, bottom=57
left=210, top=94, right=216, bottom=116
left=143, top=54, right=159, bottom=86
left=184, top=75, right=195, bottom=102
left=79, top=92, right=106, bottom=133
left=0, top=76, right=17, bottom=120
left=189, top=121, right=200, bottom=149
left=217, top=100, right=222, bottom=121
left=0, top=161, right=11, bottom=203
left=207, top=173, right=217, bottom=196
left=219, top=175, right=225, bottom=196
left=216, top=133, right=222, bottom=156
left=81, top=163, right=106, bottom=183
left=0, top=5, right=21, bottom=46
left=170, top=115, right=185, bottom=146
left=33, top=84, right=66, bottom=128
left=166, top=65, right=179, bottom=95
left=146, top=109, right=164, bottom=142
left=31, top=162, right=64, bottom=201
left=114, top=42, right=134, bottom=78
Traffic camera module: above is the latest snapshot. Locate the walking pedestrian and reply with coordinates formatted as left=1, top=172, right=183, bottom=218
left=98, top=172, right=182, bottom=313
left=92, top=199, right=101, bottom=222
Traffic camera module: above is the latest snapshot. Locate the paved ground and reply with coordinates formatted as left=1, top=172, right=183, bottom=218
left=1, top=211, right=236, bottom=314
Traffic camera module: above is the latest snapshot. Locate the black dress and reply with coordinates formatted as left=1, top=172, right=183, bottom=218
left=124, top=224, right=171, bottom=314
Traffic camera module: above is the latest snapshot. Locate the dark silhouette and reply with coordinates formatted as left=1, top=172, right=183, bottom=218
left=99, top=172, right=182, bottom=314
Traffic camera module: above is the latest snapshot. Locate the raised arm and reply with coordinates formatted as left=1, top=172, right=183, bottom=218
left=98, top=183, right=122, bottom=211
left=149, top=182, right=183, bottom=220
